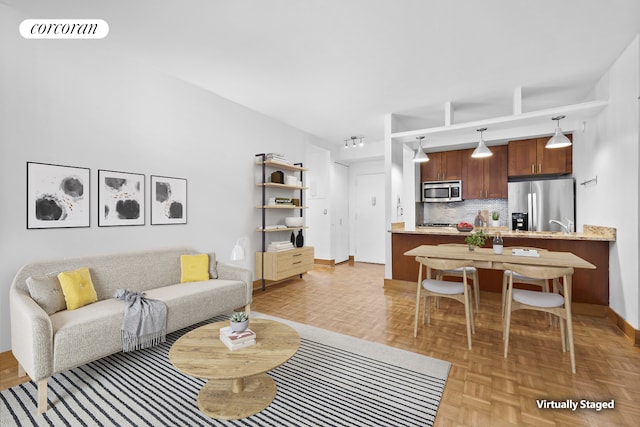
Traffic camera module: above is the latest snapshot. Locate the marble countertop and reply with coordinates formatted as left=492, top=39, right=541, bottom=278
left=391, top=224, right=616, bottom=242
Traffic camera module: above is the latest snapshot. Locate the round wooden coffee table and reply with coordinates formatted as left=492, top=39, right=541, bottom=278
left=169, top=318, right=300, bottom=420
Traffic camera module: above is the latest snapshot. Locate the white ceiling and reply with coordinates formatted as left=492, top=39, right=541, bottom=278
left=7, top=0, right=640, bottom=149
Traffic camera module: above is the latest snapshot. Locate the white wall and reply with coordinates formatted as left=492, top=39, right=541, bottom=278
left=0, top=6, right=327, bottom=352
left=305, top=145, right=332, bottom=260
left=574, top=35, right=640, bottom=328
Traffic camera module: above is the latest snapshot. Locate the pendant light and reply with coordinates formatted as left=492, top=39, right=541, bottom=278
left=413, top=136, right=429, bottom=163
left=471, top=128, right=492, bottom=158
left=546, top=115, right=572, bottom=148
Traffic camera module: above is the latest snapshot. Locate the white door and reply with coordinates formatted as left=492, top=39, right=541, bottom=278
left=355, top=173, right=385, bottom=264
left=332, top=163, right=350, bottom=264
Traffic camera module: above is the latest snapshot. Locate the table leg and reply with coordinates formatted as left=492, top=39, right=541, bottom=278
left=197, top=374, right=277, bottom=420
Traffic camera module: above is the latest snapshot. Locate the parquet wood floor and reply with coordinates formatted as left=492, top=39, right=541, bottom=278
left=251, top=262, right=640, bottom=427
left=2, top=262, right=639, bottom=426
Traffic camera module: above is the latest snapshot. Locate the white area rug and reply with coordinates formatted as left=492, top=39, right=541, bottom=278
left=1, top=313, right=450, bottom=426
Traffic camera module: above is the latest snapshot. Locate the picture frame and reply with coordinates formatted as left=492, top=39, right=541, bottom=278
left=150, top=175, right=187, bottom=225
left=98, top=169, right=145, bottom=226
left=27, top=162, right=90, bottom=229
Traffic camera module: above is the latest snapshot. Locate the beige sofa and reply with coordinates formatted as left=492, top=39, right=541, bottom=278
left=9, top=247, right=252, bottom=413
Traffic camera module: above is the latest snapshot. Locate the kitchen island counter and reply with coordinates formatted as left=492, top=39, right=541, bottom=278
left=392, top=224, right=616, bottom=242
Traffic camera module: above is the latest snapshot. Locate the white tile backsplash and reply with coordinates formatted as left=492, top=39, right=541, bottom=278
left=420, top=199, right=508, bottom=226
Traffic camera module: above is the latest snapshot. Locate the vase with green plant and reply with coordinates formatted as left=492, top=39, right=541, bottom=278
left=491, top=211, right=500, bottom=227
left=230, top=311, right=249, bottom=332
left=464, top=230, right=487, bottom=251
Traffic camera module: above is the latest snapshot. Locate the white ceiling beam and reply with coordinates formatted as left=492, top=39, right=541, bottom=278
left=390, top=99, right=608, bottom=144
left=444, top=101, right=454, bottom=126
left=513, top=87, right=522, bottom=115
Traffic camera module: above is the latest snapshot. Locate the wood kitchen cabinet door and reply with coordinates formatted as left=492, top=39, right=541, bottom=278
left=508, top=136, right=572, bottom=176
left=537, top=135, right=572, bottom=174
left=420, top=150, right=463, bottom=182
left=420, top=151, right=442, bottom=182
left=462, top=145, right=508, bottom=199
left=508, top=138, right=538, bottom=176
left=441, top=150, right=463, bottom=180
left=462, top=148, right=484, bottom=199
left=485, top=145, right=508, bottom=198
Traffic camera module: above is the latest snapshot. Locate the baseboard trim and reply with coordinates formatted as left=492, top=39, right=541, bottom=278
left=314, top=258, right=335, bottom=266
left=608, top=307, right=640, bottom=346
left=252, top=277, right=298, bottom=290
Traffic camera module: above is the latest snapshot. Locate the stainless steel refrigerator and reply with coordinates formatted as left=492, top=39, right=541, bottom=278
left=507, top=178, right=575, bottom=232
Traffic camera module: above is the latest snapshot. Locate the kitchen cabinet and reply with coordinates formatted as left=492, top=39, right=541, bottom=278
left=462, top=145, right=508, bottom=199
left=508, top=135, right=572, bottom=177
left=420, top=150, right=463, bottom=182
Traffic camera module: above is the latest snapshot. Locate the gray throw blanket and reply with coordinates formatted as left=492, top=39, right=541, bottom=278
left=114, top=289, right=167, bottom=352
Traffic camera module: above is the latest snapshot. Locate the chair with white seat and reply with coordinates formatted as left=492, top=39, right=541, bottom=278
left=501, top=247, right=550, bottom=320
left=436, top=244, right=480, bottom=312
left=413, top=257, right=475, bottom=350
left=503, top=263, right=576, bottom=373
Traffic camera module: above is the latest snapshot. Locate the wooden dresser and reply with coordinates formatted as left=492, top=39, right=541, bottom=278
left=255, top=246, right=314, bottom=282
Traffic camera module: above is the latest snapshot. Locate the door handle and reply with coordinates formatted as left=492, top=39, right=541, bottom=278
left=531, top=164, right=535, bottom=173
left=538, top=164, right=542, bottom=173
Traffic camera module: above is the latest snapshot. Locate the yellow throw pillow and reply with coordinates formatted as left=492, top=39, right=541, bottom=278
left=181, top=254, right=210, bottom=283
left=57, top=267, right=98, bottom=310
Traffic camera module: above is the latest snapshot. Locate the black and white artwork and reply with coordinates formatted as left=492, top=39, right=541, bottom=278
left=27, top=162, right=90, bottom=229
left=150, top=175, right=187, bottom=225
left=98, top=170, right=145, bottom=226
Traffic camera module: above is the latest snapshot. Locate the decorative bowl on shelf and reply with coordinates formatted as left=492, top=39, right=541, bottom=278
left=284, top=217, right=304, bottom=228
left=456, top=222, right=474, bottom=232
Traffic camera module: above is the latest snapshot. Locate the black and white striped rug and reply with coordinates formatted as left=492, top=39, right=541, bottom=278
left=1, top=313, right=450, bottom=427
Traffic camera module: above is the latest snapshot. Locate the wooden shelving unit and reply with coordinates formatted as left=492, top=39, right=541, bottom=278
left=255, top=154, right=314, bottom=290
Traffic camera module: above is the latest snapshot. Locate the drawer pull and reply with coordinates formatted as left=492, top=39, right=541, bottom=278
left=292, top=253, right=302, bottom=257
left=293, top=261, right=302, bottom=265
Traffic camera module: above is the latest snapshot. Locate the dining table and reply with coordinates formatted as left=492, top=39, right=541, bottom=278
left=404, top=245, right=597, bottom=271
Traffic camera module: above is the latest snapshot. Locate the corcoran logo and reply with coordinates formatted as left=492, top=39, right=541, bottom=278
left=19, top=19, right=109, bottom=39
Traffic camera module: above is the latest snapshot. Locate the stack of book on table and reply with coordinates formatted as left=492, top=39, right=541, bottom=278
left=219, top=326, right=256, bottom=351
left=267, top=241, right=294, bottom=252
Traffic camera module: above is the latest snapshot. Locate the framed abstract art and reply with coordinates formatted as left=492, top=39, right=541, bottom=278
left=150, top=175, right=187, bottom=225
left=27, top=162, right=90, bottom=229
left=98, top=169, right=145, bottom=226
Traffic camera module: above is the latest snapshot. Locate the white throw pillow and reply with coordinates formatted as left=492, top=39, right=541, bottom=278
left=26, top=273, right=66, bottom=314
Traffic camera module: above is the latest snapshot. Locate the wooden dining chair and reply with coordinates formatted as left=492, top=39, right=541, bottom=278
left=414, top=257, right=475, bottom=350
left=436, top=244, right=480, bottom=312
left=502, top=263, right=576, bottom=373
left=501, top=247, right=552, bottom=324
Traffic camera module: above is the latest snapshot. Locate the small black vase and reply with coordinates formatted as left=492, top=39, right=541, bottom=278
left=295, top=230, right=304, bottom=247
left=290, top=232, right=295, bottom=245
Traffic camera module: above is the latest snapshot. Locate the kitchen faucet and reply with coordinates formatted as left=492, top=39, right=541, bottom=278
left=549, top=218, right=574, bottom=233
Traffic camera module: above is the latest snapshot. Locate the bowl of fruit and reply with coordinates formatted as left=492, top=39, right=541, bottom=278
left=456, top=222, right=474, bottom=232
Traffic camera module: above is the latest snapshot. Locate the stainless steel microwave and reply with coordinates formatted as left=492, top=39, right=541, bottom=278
left=422, top=180, right=463, bottom=202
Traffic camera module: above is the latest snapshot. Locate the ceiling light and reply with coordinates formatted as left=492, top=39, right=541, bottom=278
left=413, top=136, right=429, bottom=163
left=472, top=128, right=492, bottom=158
left=546, top=115, right=572, bottom=148
left=345, top=136, right=364, bottom=149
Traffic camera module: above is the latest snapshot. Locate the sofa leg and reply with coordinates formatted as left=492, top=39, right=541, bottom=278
left=18, top=363, right=26, bottom=378
left=37, top=379, right=48, bottom=413
left=244, top=304, right=251, bottom=316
